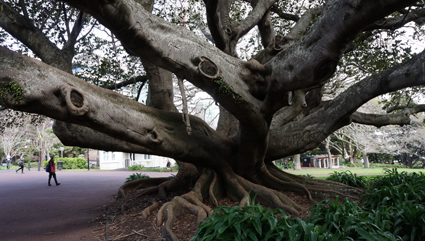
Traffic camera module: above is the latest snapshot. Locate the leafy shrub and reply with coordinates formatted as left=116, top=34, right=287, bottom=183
left=128, top=164, right=143, bottom=171
left=192, top=196, right=402, bottom=241
left=191, top=197, right=317, bottom=241
left=326, top=170, right=369, bottom=188
left=127, top=165, right=173, bottom=172
left=124, top=173, right=150, bottom=183
left=359, top=168, right=425, bottom=241
left=308, top=197, right=402, bottom=241
left=192, top=169, right=425, bottom=241
left=370, top=163, right=405, bottom=168
left=301, top=173, right=314, bottom=179
left=44, top=157, right=87, bottom=169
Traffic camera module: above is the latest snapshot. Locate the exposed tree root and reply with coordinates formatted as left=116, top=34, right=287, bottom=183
left=157, top=196, right=207, bottom=241
left=266, top=163, right=363, bottom=200
left=155, top=168, right=215, bottom=241
left=118, top=177, right=171, bottom=199
left=233, top=174, right=301, bottom=215
left=140, top=202, right=160, bottom=220
left=116, top=164, right=364, bottom=240
left=208, top=170, right=223, bottom=207
left=118, top=162, right=199, bottom=199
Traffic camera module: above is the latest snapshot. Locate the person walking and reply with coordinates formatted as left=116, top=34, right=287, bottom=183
left=166, top=159, right=171, bottom=171
left=16, top=154, right=24, bottom=174
left=283, top=161, right=289, bottom=170
left=6, top=154, right=11, bottom=169
left=47, top=157, right=61, bottom=186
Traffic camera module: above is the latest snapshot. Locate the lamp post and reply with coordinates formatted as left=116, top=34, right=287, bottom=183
left=60, top=147, right=64, bottom=158
left=87, top=148, right=90, bottom=171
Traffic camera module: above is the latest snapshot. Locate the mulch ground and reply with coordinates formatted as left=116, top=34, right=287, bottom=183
left=91, top=190, right=317, bottom=241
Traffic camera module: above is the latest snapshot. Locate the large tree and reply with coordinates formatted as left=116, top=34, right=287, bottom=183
left=1, top=0, right=425, bottom=239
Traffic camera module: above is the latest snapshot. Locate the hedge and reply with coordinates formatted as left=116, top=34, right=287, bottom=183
left=43, top=157, right=87, bottom=170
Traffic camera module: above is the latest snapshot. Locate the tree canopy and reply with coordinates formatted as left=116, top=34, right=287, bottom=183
left=1, top=0, right=425, bottom=239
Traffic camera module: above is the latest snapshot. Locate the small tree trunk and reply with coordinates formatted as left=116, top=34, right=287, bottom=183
left=407, top=155, right=413, bottom=168
left=294, top=154, right=301, bottom=170
left=325, top=137, right=332, bottom=169
left=363, top=152, right=370, bottom=168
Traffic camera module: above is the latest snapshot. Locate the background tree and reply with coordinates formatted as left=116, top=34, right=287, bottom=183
left=0, top=126, right=24, bottom=161
left=1, top=0, right=425, bottom=240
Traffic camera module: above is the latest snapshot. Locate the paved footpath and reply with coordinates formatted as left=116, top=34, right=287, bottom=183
left=0, top=169, right=175, bottom=241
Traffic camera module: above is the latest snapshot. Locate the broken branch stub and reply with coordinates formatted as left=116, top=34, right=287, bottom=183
left=56, top=85, right=89, bottom=116
left=198, top=56, right=220, bottom=79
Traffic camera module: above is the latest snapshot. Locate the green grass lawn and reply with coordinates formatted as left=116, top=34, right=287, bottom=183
left=283, top=167, right=424, bottom=176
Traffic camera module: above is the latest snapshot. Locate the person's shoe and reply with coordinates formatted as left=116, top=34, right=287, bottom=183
left=56, top=183, right=61, bottom=186
left=48, top=184, right=52, bottom=186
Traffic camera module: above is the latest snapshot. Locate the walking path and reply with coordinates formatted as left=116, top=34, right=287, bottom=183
left=0, top=169, right=175, bottom=241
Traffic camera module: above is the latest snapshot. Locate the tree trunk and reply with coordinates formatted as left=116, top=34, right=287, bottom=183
left=363, top=152, right=370, bottom=168
left=325, top=137, right=332, bottom=169
left=293, top=154, right=301, bottom=170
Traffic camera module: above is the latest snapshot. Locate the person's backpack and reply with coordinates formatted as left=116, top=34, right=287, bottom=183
left=45, top=163, right=51, bottom=172
left=19, top=160, right=23, bottom=167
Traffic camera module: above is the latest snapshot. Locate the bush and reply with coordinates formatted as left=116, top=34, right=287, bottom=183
left=192, top=196, right=402, bottom=241
left=191, top=197, right=303, bottom=241
left=370, top=163, right=405, bottom=168
left=124, top=173, right=150, bottom=183
left=127, top=164, right=173, bottom=172
left=192, top=168, right=425, bottom=241
left=43, top=157, right=87, bottom=169
left=326, top=170, right=369, bottom=188
left=128, top=164, right=143, bottom=171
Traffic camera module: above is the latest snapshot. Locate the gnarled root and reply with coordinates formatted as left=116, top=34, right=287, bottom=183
left=118, top=177, right=171, bottom=199
left=266, top=163, right=363, bottom=201
left=220, top=169, right=302, bottom=215
left=118, top=162, right=199, bottom=199
left=140, top=202, right=160, bottom=220
left=157, top=196, right=207, bottom=241
left=156, top=168, right=217, bottom=240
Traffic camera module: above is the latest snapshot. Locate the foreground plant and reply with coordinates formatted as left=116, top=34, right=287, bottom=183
left=124, top=173, right=150, bottom=183
left=326, top=170, right=369, bottom=188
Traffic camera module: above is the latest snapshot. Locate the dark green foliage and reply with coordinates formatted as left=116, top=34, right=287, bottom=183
left=192, top=169, right=425, bottom=241
left=370, top=163, right=405, bottom=168
left=326, top=170, right=369, bottom=188
left=307, top=197, right=402, bottom=241
left=43, top=157, right=87, bottom=169
left=127, top=164, right=172, bottom=172
left=124, top=173, right=150, bottom=183
left=301, top=174, right=314, bottom=179
left=191, top=196, right=319, bottom=241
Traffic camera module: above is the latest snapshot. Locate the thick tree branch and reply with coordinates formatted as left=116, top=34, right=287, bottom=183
left=270, top=5, right=300, bottom=22
left=104, top=75, right=147, bottom=90
left=0, top=1, right=72, bottom=72
left=61, top=0, right=263, bottom=125
left=266, top=49, right=425, bottom=160
left=364, top=8, right=425, bottom=31
left=266, top=0, right=418, bottom=93
left=285, top=7, right=323, bottom=41
left=351, top=111, right=411, bottom=127
left=0, top=47, right=234, bottom=166
left=236, top=0, right=278, bottom=40
left=63, top=10, right=87, bottom=57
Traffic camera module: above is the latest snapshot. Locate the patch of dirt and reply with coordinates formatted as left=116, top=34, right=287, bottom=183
left=91, top=190, right=317, bottom=241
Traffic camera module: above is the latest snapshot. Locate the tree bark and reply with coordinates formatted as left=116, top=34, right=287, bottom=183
left=363, top=152, right=370, bottom=168
left=293, top=154, right=301, bottom=170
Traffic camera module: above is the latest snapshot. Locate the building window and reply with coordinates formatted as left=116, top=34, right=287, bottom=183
left=112, top=152, right=115, bottom=161
left=103, top=152, right=108, bottom=161
left=144, top=154, right=151, bottom=159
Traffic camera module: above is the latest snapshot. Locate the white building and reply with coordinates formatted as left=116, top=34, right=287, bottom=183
left=99, top=151, right=176, bottom=170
